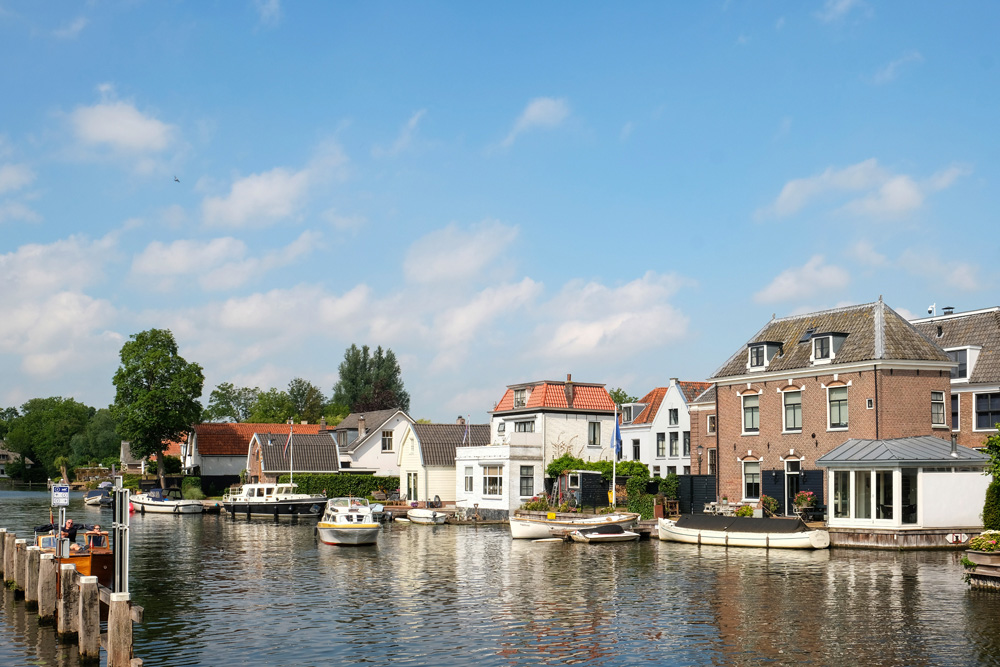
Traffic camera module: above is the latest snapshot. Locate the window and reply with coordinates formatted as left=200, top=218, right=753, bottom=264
left=829, top=387, right=848, bottom=429
left=497, top=421, right=505, bottom=434
left=514, top=421, right=534, bottom=433
left=588, top=422, right=601, bottom=446
left=622, top=406, right=632, bottom=421
left=814, top=336, right=831, bottom=360
left=406, top=472, right=418, bottom=500
left=742, top=394, right=760, bottom=433
left=743, top=460, right=760, bottom=500
left=652, top=466, right=660, bottom=478
left=381, top=430, right=393, bottom=452
left=834, top=470, right=850, bottom=519
left=683, top=431, right=690, bottom=457
left=931, top=391, right=946, bottom=426
left=784, top=390, right=802, bottom=431
left=708, top=449, right=717, bottom=475
left=668, top=409, right=679, bottom=426
left=513, top=389, right=527, bottom=408
left=464, top=467, right=473, bottom=493
left=519, top=466, right=534, bottom=496
left=483, top=466, right=503, bottom=496
left=669, top=432, right=679, bottom=456
left=749, top=345, right=765, bottom=368
left=952, top=394, right=960, bottom=431
left=683, top=466, right=691, bottom=475
left=632, top=439, right=640, bottom=460
left=656, top=433, right=665, bottom=457
left=667, top=466, right=676, bottom=476
left=707, top=415, right=716, bottom=434
left=976, top=392, right=1000, bottom=430
left=947, top=349, right=968, bottom=380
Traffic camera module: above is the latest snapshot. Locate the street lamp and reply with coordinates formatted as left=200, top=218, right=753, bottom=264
left=697, top=445, right=704, bottom=474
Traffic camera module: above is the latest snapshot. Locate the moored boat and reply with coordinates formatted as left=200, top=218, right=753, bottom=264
left=657, top=515, right=830, bottom=549
left=34, top=527, right=114, bottom=588
left=316, top=497, right=381, bottom=546
left=83, top=489, right=112, bottom=507
left=509, top=512, right=641, bottom=539
left=222, top=482, right=326, bottom=517
left=568, top=524, right=640, bottom=543
left=131, top=488, right=204, bottom=514
left=407, top=508, right=447, bottom=525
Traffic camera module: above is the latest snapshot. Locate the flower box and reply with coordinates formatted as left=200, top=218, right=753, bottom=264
left=965, top=550, right=1000, bottom=567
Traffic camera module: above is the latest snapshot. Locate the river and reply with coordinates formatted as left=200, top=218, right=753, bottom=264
left=0, top=489, right=998, bottom=666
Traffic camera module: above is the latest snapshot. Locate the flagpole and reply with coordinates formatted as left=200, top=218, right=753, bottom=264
left=612, top=406, right=617, bottom=508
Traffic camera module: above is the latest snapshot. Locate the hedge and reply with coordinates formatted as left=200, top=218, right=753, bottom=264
left=276, top=473, right=400, bottom=498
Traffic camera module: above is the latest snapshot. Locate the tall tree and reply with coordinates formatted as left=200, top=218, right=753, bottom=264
left=247, top=388, right=295, bottom=423
left=4, top=397, right=93, bottom=478
left=287, top=378, right=326, bottom=424
left=608, top=387, right=638, bottom=407
left=111, top=329, right=204, bottom=489
left=332, top=344, right=410, bottom=413
left=203, top=382, right=261, bottom=422
left=0, top=406, right=19, bottom=440
left=69, top=408, right=123, bottom=467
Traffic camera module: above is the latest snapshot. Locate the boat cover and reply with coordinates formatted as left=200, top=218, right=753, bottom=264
left=674, top=515, right=808, bottom=533
left=582, top=524, right=626, bottom=535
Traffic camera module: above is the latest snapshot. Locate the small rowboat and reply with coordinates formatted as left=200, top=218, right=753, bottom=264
left=569, top=524, right=640, bottom=543
left=657, top=515, right=830, bottom=549
left=509, top=512, right=640, bottom=540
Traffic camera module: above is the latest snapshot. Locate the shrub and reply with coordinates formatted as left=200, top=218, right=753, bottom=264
left=520, top=497, right=549, bottom=511
left=735, top=505, right=754, bottom=517
left=983, top=479, right=1000, bottom=531
left=760, top=495, right=779, bottom=515
left=658, top=473, right=680, bottom=500
left=969, top=531, right=1000, bottom=552
left=277, top=473, right=400, bottom=498
left=625, top=473, right=654, bottom=519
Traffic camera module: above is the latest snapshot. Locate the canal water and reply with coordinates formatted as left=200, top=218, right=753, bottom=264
left=1, top=489, right=998, bottom=666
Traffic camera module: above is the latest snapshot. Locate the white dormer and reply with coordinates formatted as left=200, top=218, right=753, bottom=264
left=746, top=341, right=782, bottom=372
left=513, top=388, right=529, bottom=408
left=946, top=346, right=982, bottom=382
left=808, top=331, right=848, bottom=366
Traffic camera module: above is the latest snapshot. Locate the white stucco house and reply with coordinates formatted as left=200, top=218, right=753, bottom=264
left=454, top=374, right=617, bottom=519
left=620, top=379, right=712, bottom=478
left=329, top=408, right=412, bottom=476
left=397, top=419, right=489, bottom=504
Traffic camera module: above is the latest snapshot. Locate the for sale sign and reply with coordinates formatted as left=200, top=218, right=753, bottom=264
left=51, top=484, right=70, bottom=507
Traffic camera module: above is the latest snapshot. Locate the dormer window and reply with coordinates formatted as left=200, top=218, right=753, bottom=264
left=750, top=346, right=765, bottom=367
left=622, top=406, right=632, bottom=421
left=809, top=331, right=847, bottom=366
left=746, top=341, right=781, bottom=371
left=513, top=389, right=527, bottom=408
left=814, top=336, right=831, bottom=360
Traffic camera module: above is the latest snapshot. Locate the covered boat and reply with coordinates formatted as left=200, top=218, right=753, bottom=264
left=407, top=508, right=447, bottom=525
left=568, top=523, right=640, bottom=544
left=131, top=488, right=204, bottom=514
left=509, top=512, right=640, bottom=540
left=84, top=489, right=112, bottom=507
left=222, top=482, right=325, bottom=517
left=657, top=515, right=830, bottom=549
left=316, top=497, right=381, bottom=546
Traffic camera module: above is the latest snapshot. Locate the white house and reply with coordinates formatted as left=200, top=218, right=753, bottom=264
left=620, top=379, right=712, bottom=478
left=330, top=409, right=412, bottom=476
left=397, top=419, right=489, bottom=504
left=454, top=374, right=617, bottom=519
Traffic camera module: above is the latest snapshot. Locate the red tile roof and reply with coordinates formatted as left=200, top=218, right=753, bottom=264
left=493, top=381, right=614, bottom=413
left=678, top=381, right=713, bottom=403
left=193, top=422, right=324, bottom=457
left=632, top=388, right=666, bottom=424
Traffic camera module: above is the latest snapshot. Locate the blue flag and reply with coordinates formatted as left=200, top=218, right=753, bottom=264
left=611, top=413, right=622, bottom=456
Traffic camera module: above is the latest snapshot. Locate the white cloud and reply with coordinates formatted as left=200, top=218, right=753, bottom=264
left=373, top=110, right=426, bottom=158
left=754, top=255, right=850, bottom=303
left=0, top=201, right=42, bottom=224
left=0, top=235, right=114, bottom=298
left=53, top=17, right=88, bottom=39
left=322, top=208, right=366, bottom=232
left=841, top=174, right=923, bottom=217
left=501, top=97, right=570, bottom=148
left=433, top=278, right=541, bottom=348
left=202, top=167, right=310, bottom=227
left=817, top=0, right=864, bottom=22
left=255, top=0, right=282, bottom=27
left=0, top=163, right=36, bottom=193
left=871, top=50, right=923, bottom=85
left=899, top=249, right=980, bottom=292
left=403, top=220, right=519, bottom=284
left=849, top=240, right=888, bottom=267
left=70, top=100, right=174, bottom=153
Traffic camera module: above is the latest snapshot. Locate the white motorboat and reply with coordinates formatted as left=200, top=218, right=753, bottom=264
left=568, top=524, right=640, bottom=543
left=131, top=488, right=203, bottom=514
left=657, top=515, right=830, bottom=549
left=509, top=512, right=640, bottom=539
left=406, top=508, right=447, bottom=525
left=316, top=497, right=381, bottom=546
left=83, top=489, right=112, bottom=507
left=222, top=482, right=326, bottom=517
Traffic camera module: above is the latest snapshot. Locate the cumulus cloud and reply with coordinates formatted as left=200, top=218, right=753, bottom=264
left=849, top=240, right=888, bottom=267
left=202, top=167, right=310, bottom=227
left=255, top=0, right=282, bottom=27
left=817, top=0, right=864, bottom=22
left=53, top=17, right=88, bottom=39
left=0, top=201, right=42, bottom=224
left=433, top=278, right=541, bottom=348
left=0, top=163, right=36, bottom=193
left=70, top=98, right=174, bottom=153
left=899, top=249, right=980, bottom=292
left=403, top=220, right=519, bottom=283
left=0, top=235, right=114, bottom=298
left=871, top=50, right=923, bottom=85
left=500, top=97, right=570, bottom=148
left=373, top=110, right=426, bottom=158
left=754, top=255, right=850, bottom=303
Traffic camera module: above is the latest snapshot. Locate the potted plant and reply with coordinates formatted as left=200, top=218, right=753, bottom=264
left=965, top=530, right=1000, bottom=567
left=793, top=490, right=815, bottom=509
left=760, top=494, right=779, bottom=516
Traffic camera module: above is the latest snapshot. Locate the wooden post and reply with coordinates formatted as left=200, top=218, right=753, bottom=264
left=0, top=527, right=6, bottom=579
left=3, top=532, right=14, bottom=584
left=108, top=591, right=133, bottom=667
left=58, top=563, right=79, bottom=637
left=38, top=553, right=57, bottom=623
left=25, top=546, right=40, bottom=609
left=14, top=538, right=27, bottom=594
left=78, top=575, right=100, bottom=661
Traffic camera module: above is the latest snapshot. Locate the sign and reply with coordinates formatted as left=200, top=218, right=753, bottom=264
left=946, top=533, right=970, bottom=545
left=51, top=484, right=70, bottom=507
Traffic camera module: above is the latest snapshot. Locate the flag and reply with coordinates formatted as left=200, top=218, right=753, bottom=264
left=611, top=409, right=622, bottom=457
left=283, top=424, right=293, bottom=458
left=461, top=416, right=470, bottom=446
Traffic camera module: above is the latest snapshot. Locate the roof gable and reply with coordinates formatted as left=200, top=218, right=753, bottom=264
left=493, top=380, right=615, bottom=414
left=256, top=432, right=340, bottom=473
left=911, top=308, right=1000, bottom=383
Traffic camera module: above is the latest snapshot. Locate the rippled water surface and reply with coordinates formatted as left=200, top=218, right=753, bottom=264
left=2, top=489, right=999, bottom=666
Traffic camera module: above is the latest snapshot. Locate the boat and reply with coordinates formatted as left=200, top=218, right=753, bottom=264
left=406, top=508, right=447, bottom=525
left=568, top=524, right=640, bottom=543
left=316, top=497, right=381, bottom=546
left=657, top=515, right=830, bottom=549
left=34, top=526, right=114, bottom=588
left=222, top=482, right=326, bottom=517
left=508, top=512, right=641, bottom=539
left=131, top=488, right=204, bottom=514
left=83, top=489, right=112, bottom=507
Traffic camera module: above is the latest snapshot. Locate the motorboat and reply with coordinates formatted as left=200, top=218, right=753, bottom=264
left=222, top=482, right=326, bottom=517
left=316, top=497, right=382, bottom=546
left=508, top=512, right=641, bottom=539
left=34, top=526, right=114, bottom=588
left=657, top=515, right=830, bottom=549
left=83, top=489, right=112, bottom=507
left=131, top=488, right=204, bottom=514
left=568, top=524, right=640, bottom=543
left=406, top=508, right=447, bottom=525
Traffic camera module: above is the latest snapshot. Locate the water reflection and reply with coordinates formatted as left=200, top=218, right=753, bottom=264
left=1, top=491, right=999, bottom=666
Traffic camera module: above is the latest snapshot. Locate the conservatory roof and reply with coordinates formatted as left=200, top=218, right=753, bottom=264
left=816, top=436, right=990, bottom=468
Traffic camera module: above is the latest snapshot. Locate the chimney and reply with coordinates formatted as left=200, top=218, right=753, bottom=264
left=943, top=306, right=955, bottom=315
left=951, top=434, right=958, bottom=458
left=320, top=416, right=327, bottom=430
left=357, top=415, right=366, bottom=438
left=457, top=415, right=466, bottom=425
left=565, top=373, right=574, bottom=408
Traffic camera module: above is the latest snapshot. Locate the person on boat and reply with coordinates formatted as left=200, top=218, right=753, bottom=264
left=34, top=519, right=96, bottom=551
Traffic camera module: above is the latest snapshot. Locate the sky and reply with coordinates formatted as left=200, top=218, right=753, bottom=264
left=1, top=1, right=998, bottom=423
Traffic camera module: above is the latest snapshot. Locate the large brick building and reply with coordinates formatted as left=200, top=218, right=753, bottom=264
left=709, top=299, right=952, bottom=516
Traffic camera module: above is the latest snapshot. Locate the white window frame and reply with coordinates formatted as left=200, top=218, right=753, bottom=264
left=514, top=420, right=535, bottom=433
left=513, top=389, right=527, bottom=408
left=931, top=391, right=946, bottom=427
left=464, top=466, right=473, bottom=493
left=381, top=430, right=393, bottom=452
left=707, top=414, right=716, bottom=434
left=742, top=459, right=761, bottom=502
left=497, top=421, right=505, bottom=434
left=812, top=336, right=833, bottom=365
left=587, top=422, right=601, bottom=447
left=827, top=385, right=849, bottom=431
left=742, top=393, right=760, bottom=435
left=782, top=389, right=802, bottom=433
left=749, top=345, right=765, bottom=368
left=483, top=465, right=503, bottom=496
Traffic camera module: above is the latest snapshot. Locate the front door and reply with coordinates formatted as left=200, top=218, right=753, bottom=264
left=785, top=459, right=801, bottom=515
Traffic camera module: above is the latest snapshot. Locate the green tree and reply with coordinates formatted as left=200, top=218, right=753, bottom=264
left=5, top=397, right=93, bottom=478
left=0, top=406, right=19, bottom=440
left=111, top=329, right=204, bottom=489
left=288, top=378, right=326, bottom=423
left=982, top=426, right=1000, bottom=478
left=203, top=382, right=260, bottom=422
left=247, top=388, right=295, bottom=423
left=69, top=408, right=122, bottom=467
left=608, top=387, right=638, bottom=407
left=332, top=344, right=410, bottom=413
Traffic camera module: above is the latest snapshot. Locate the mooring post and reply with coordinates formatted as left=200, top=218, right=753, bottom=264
left=78, top=575, right=100, bottom=661
left=25, top=546, right=40, bottom=609
left=58, top=563, right=80, bottom=637
left=38, top=553, right=57, bottom=622
left=108, top=591, right=133, bottom=667
left=14, top=538, right=28, bottom=594
left=4, top=533, right=17, bottom=584
left=0, top=527, right=6, bottom=579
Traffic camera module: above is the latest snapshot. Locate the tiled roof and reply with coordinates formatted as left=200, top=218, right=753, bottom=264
left=332, top=408, right=400, bottom=432
left=258, top=432, right=340, bottom=474
left=678, top=381, right=713, bottom=403
left=712, top=300, right=950, bottom=379
left=193, top=422, right=324, bottom=457
left=631, top=388, right=666, bottom=424
left=414, top=423, right=490, bottom=466
left=816, top=436, right=989, bottom=466
left=690, top=385, right=716, bottom=405
left=493, top=381, right=615, bottom=413
left=911, top=308, right=1000, bottom=383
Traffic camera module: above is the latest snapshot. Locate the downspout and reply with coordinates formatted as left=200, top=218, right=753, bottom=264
left=874, top=365, right=879, bottom=440
left=715, top=385, right=721, bottom=500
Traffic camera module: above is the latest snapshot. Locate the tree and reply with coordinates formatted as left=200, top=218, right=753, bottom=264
left=247, top=388, right=295, bottom=423
left=111, top=329, right=204, bottom=489
left=332, top=344, right=410, bottom=413
left=0, top=406, right=19, bottom=440
left=608, top=387, right=638, bottom=407
left=203, top=382, right=260, bottom=422
left=5, top=397, right=93, bottom=478
left=287, top=378, right=326, bottom=423
left=69, top=408, right=122, bottom=467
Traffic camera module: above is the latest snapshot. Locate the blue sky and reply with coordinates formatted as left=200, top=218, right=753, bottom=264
left=1, top=1, right=997, bottom=422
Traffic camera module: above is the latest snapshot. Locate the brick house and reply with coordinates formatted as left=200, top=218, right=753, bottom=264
left=709, top=299, right=952, bottom=517
left=910, top=306, right=1000, bottom=448
left=687, top=385, right=717, bottom=476
left=619, top=379, right=712, bottom=478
